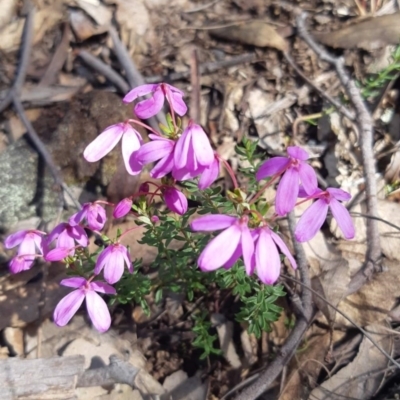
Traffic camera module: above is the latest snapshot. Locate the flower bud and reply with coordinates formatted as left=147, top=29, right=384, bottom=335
left=113, top=198, right=132, bottom=218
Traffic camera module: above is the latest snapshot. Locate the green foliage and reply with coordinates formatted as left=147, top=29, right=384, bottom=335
left=361, top=45, right=400, bottom=99
left=192, top=311, right=222, bottom=359
left=89, top=136, right=290, bottom=358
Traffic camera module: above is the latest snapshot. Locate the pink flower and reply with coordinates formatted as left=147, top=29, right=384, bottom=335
left=134, top=134, right=175, bottom=179
left=69, top=203, right=106, bottom=231
left=256, top=146, right=318, bottom=216
left=83, top=122, right=143, bottom=175
left=48, top=223, right=88, bottom=256
left=253, top=227, right=297, bottom=284
left=113, top=198, right=132, bottom=218
left=94, top=243, right=132, bottom=284
left=163, top=186, right=187, bottom=215
left=198, top=153, right=220, bottom=189
left=53, top=277, right=116, bottom=333
left=191, top=215, right=254, bottom=273
left=123, top=83, right=187, bottom=119
left=173, top=123, right=214, bottom=180
left=295, top=188, right=355, bottom=242
left=44, top=247, right=71, bottom=262
left=5, top=229, right=47, bottom=272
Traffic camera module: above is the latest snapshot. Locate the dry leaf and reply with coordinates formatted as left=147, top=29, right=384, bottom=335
left=69, top=9, right=109, bottom=41
left=210, top=20, right=289, bottom=52
left=0, top=7, right=62, bottom=52
left=309, top=323, right=396, bottom=400
left=0, top=0, right=18, bottom=30
left=74, top=0, right=112, bottom=27
left=313, top=12, right=400, bottom=50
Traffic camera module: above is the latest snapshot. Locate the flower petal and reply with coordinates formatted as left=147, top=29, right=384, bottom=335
left=53, top=290, right=85, bottom=327
left=90, top=281, right=117, bottom=294
left=121, top=245, right=133, bottom=273
left=60, top=277, right=86, bottom=288
left=256, top=229, right=281, bottom=285
left=191, top=215, right=236, bottom=231
left=45, top=247, right=70, bottom=261
left=4, top=230, right=27, bottom=249
left=223, top=245, right=242, bottom=269
left=121, top=127, right=143, bottom=175
left=85, top=291, right=112, bottom=332
left=174, top=127, right=191, bottom=170
left=270, top=231, right=297, bottom=270
left=295, top=199, right=329, bottom=242
left=256, top=157, right=290, bottom=181
left=327, top=188, right=351, bottom=201
left=287, top=146, right=309, bottom=161
left=168, top=92, right=187, bottom=116
left=134, top=88, right=164, bottom=119
left=9, top=256, right=32, bottom=274
left=113, top=198, right=132, bottom=218
left=69, top=226, right=88, bottom=247
left=94, top=247, right=111, bottom=275
left=298, top=162, right=318, bottom=195
left=198, top=225, right=241, bottom=271
left=241, top=225, right=255, bottom=275
left=198, top=156, right=220, bottom=189
left=329, top=199, right=355, bottom=239
left=151, top=151, right=175, bottom=179
left=69, top=206, right=87, bottom=227
left=275, top=168, right=299, bottom=216
left=48, top=223, right=67, bottom=244
left=83, top=124, right=124, bottom=162
left=87, top=205, right=106, bottom=231
left=135, top=138, right=174, bottom=165
left=123, top=84, right=158, bottom=103
left=190, top=124, right=214, bottom=166
left=163, top=187, right=188, bottom=215
left=104, top=249, right=124, bottom=284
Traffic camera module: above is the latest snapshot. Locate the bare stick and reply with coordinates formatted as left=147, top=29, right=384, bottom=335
left=0, top=4, right=35, bottom=113
left=234, top=212, right=313, bottom=399
left=295, top=12, right=381, bottom=295
left=281, top=274, right=400, bottom=369
left=145, top=53, right=257, bottom=83
left=77, top=50, right=130, bottom=93
left=77, top=355, right=139, bottom=387
left=12, top=96, right=81, bottom=209
left=190, top=49, right=201, bottom=122
left=283, top=51, right=355, bottom=121
left=108, top=26, right=165, bottom=130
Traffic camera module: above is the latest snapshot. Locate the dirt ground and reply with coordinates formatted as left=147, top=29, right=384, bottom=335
left=1, top=0, right=400, bottom=399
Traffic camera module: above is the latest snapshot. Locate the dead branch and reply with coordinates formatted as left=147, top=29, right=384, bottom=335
left=0, top=4, right=35, bottom=113
left=281, top=274, right=400, bottom=369
left=295, top=12, right=382, bottom=295
left=77, top=355, right=140, bottom=387
left=77, top=50, right=130, bottom=93
left=234, top=212, right=313, bottom=400
left=145, top=53, right=257, bottom=83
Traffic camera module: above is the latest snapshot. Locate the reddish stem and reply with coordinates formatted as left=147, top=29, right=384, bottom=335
left=221, top=158, right=239, bottom=189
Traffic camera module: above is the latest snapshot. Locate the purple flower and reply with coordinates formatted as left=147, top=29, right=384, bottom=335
left=173, top=123, right=214, bottom=180
left=134, top=134, right=175, bottom=179
left=83, top=122, right=143, bottom=175
left=163, top=186, right=188, bottom=215
left=198, top=153, right=220, bottom=189
left=253, top=227, right=297, bottom=284
left=191, top=215, right=254, bottom=273
left=48, top=223, right=88, bottom=256
left=295, top=188, right=355, bottom=242
left=256, top=146, right=318, bottom=216
left=123, top=83, right=187, bottom=119
left=94, top=243, right=133, bottom=284
left=53, top=277, right=116, bottom=333
left=69, top=203, right=107, bottom=231
left=44, top=247, right=72, bottom=262
left=9, top=255, right=35, bottom=274
left=5, top=229, right=47, bottom=272
left=113, top=198, right=132, bottom=218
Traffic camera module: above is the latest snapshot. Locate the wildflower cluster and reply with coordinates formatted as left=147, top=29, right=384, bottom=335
left=5, top=82, right=355, bottom=339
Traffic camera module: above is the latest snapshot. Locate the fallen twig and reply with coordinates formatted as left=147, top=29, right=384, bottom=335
left=145, top=53, right=257, bottom=83
left=12, top=96, right=81, bottom=210
left=234, top=212, right=313, bottom=399
left=0, top=4, right=35, bottom=113
left=281, top=274, right=400, bottom=370
left=77, top=355, right=139, bottom=387
left=190, top=49, right=201, bottom=122
left=77, top=50, right=130, bottom=93
left=109, top=25, right=165, bottom=131
left=295, top=12, right=381, bottom=295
